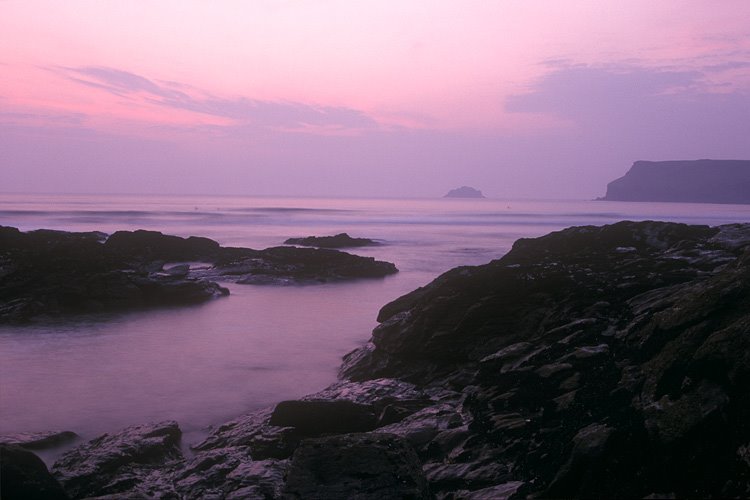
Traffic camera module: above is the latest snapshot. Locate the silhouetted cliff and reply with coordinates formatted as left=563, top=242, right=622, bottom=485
left=601, top=160, right=750, bottom=204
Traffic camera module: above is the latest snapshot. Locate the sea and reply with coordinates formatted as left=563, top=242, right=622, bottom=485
left=1, top=193, right=749, bottom=460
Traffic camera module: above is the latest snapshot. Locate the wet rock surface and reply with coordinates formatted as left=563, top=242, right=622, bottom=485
left=284, top=232, right=382, bottom=248
left=10, top=220, right=750, bottom=498
left=0, top=226, right=397, bottom=322
left=50, top=420, right=183, bottom=499
left=0, top=430, right=79, bottom=450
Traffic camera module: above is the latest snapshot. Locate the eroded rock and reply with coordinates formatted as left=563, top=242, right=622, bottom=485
left=283, top=433, right=430, bottom=499
left=51, top=421, right=182, bottom=499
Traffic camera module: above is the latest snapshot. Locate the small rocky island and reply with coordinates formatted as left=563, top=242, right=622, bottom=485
left=601, top=159, right=750, bottom=203
left=443, top=186, right=485, bottom=198
left=0, top=226, right=398, bottom=323
left=6, top=220, right=750, bottom=498
left=284, top=233, right=381, bottom=249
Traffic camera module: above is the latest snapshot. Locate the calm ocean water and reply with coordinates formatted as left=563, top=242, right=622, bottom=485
left=1, top=193, right=749, bottom=455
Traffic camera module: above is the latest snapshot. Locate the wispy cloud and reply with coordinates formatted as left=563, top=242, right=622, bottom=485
left=58, top=66, right=379, bottom=132
left=505, top=62, right=750, bottom=161
left=0, top=110, right=87, bottom=127
left=506, top=63, right=705, bottom=117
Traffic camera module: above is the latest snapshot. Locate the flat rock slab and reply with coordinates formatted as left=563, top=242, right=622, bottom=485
left=0, top=430, right=79, bottom=450
left=284, top=233, right=382, bottom=248
left=283, top=432, right=430, bottom=499
left=269, top=400, right=377, bottom=436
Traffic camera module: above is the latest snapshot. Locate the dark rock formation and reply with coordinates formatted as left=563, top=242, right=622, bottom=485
left=284, top=232, right=381, bottom=248
left=443, top=186, right=485, bottom=198
left=0, top=226, right=397, bottom=322
left=269, top=400, right=377, bottom=436
left=0, top=430, right=79, bottom=450
left=0, top=226, right=229, bottom=323
left=601, top=159, right=750, bottom=203
left=0, top=444, right=69, bottom=500
left=216, top=246, right=397, bottom=285
left=283, top=433, right=430, bottom=499
left=104, top=229, right=222, bottom=261
left=51, top=421, right=183, bottom=499
left=30, top=220, right=750, bottom=499
left=340, top=220, right=750, bottom=497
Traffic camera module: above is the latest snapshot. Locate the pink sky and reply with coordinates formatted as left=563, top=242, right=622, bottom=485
left=2, top=1, right=750, bottom=198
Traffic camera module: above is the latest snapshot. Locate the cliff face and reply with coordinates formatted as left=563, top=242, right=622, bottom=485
left=602, top=159, right=750, bottom=203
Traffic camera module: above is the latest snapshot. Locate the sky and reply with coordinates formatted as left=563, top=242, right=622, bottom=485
left=1, top=1, right=750, bottom=199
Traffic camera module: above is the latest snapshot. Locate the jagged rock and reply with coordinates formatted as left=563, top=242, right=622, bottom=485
left=194, top=379, right=430, bottom=459
left=0, top=444, right=69, bottom=500
left=339, top=220, right=750, bottom=497
left=376, top=403, right=465, bottom=454
left=284, top=233, right=381, bottom=248
left=51, top=421, right=183, bottom=499
left=600, top=159, right=750, bottom=203
left=0, top=430, right=79, bottom=450
left=282, top=433, right=430, bottom=499
left=174, top=447, right=287, bottom=499
left=192, top=408, right=301, bottom=460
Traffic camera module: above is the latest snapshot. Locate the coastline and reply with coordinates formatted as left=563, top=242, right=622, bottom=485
left=6, top=220, right=750, bottom=498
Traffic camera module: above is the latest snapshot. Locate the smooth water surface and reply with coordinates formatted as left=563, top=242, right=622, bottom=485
left=1, top=194, right=749, bottom=450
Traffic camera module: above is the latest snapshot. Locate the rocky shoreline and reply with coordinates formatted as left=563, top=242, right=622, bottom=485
left=0, top=226, right=398, bottom=323
left=283, top=232, right=381, bottom=248
left=4, top=220, right=750, bottom=498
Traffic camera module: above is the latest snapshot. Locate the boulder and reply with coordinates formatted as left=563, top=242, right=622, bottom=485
left=269, top=400, right=377, bottom=436
left=0, top=444, right=69, bottom=500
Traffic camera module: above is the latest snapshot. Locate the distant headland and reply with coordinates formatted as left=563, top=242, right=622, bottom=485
left=600, top=159, right=750, bottom=204
left=443, top=186, right=485, bottom=198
